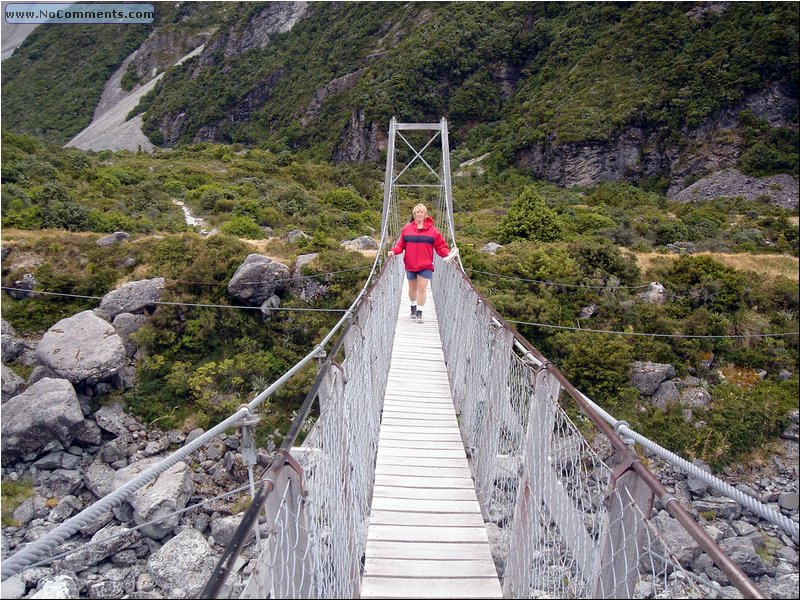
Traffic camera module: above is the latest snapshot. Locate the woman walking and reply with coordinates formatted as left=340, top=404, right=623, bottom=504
left=387, top=203, right=457, bottom=323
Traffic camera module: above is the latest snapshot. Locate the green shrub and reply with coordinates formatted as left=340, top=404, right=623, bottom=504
left=498, top=186, right=564, bottom=244
left=220, top=215, right=265, bottom=239
left=552, top=332, right=636, bottom=413
left=701, top=377, right=797, bottom=469
left=567, top=238, right=639, bottom=284
left=495, top=241, right=581, bottom=286
left=324, top=187, right=366, bottom=211
left=1, top=479, right=34, bottom=526
left=571, top=209, right=617, bottom=234
left=274, top=185, right=318, bottom=216
left=659, top=255, right=747, bottom=314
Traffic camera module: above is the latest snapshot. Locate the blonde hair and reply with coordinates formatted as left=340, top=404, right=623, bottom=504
left=409, top=203, right=428, bottom=222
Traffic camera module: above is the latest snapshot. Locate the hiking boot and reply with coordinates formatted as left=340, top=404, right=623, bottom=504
left=411, top=305, right=417, bottom=319
left=416, top=310, right=423, bottom=323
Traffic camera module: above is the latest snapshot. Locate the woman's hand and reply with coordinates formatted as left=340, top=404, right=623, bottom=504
left=443, top=247, right=459, bottom=263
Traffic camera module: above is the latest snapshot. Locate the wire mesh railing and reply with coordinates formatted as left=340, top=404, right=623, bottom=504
left=432, top=256, right=766, bottom=599
left=203, top=256, right=405, bottom=598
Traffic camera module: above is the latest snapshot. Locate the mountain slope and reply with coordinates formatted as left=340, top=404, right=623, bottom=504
left=2, top=1, right=797, bottom=195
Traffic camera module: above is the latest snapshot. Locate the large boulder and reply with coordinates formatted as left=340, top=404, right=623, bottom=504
left=99, top=278, right=164, bottom=319
left=227, top=254, right=290, bottom=306
left=340, top=235, right=378, bottom=251
left=115, top=458, right=193, bottom=539
left=95, top=232, right=130, bottom=247
left=37, top=311, right=126, bottom=385
left=638, top=282, right=665, bottom=305
left=630, top=361, right=676, bottom=396
left=1, top=378, right=84, bottom=466
left=62, top=525, right=141, bottom=572
left=148, top=528, right=219, bottom=597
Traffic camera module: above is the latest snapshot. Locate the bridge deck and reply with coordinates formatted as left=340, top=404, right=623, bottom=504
left=360, top=281, right=502, bottom=599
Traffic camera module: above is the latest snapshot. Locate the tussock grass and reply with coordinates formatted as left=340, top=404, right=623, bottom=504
left=636, top=252, right=799, bottom=282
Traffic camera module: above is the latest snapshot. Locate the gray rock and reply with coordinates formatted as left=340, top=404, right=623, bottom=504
left=480, top=242, right=503, bottom=255
left=45, top=469, right=84, bottom=497
left=1, top=333, right=30, bottom=363
left=666, top=242, right=696, bottom=254
left=694, top=497, right=742, bottom=521
left=647, top=512, right=701, bottom=569
left=631, top=361, right=676, bottom=396
left=73, top=419, right=103, bottom=446
left=1, top=318, right=16, bottom=336
left=37, top=311, right=126, bottom=385
left=293, top=252, right=318, bottom=271
left=1, top=363, right=25, bottom=401
left=185, top=428, right=205, bottom=445
left=209, top=514, right=249, bottom=548
left=47, top=495, right=82, bottom=523
left=762, top=573, right=800, bottom=600
left=99, top=278, right=164, bottom=319
left=259, top=294, right=281, bottom=317
left=115, top=458, right=193, bottom=539
left=94, top=402, right=132, bottom=436
left=227, top=254, right=290, bottom=306
left=0, top=574, right=25, bottom=599
left=62, top=525, right=141, bottom=572
left=340, top=235, right=378, bottom=251
left=26, top=365, right=60, bottom=386
left=6, top=273, right=35, bottom=300
left=686, top=459, right=712, bottom=496
left=29, top=573, right=80, bottom=599
left=84, top=457, right=119, bottom=500
left=718, top=536, right=768, bottom=577
left=652, top=380, right=680, bottom=409
left=112, top=313, right=148, bottom=357
left=148, top=529, right=219, bottom=597
left=96, top=232, right=130, bottom=247
left=681, top=386, right=713, bottom=408
left=283, top=229, right=309, bottom=243
left=638, top=281, right=665, bottom=305
left=778, top=493, right=799, bottom=511
left=781, top=409, right=799, bottom=441
left=1, top=378, right=84, bottom=466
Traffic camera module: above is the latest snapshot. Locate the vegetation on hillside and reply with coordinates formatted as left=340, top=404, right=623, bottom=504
left=3, top=2, right=796, bottom=181
left=2, top=130, right=798, bottom=466
left=0, top=2, right=229, bottom=144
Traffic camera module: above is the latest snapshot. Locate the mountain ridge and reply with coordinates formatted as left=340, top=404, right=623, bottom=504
left=2, top=1, right=798, bottom=197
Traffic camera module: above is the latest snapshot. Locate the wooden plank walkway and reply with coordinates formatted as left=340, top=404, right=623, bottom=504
left=360, top=280, right=502, bottom=599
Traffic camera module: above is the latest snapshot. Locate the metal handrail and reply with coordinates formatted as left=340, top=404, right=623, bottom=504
left=446, top=259, right=767, bottom=599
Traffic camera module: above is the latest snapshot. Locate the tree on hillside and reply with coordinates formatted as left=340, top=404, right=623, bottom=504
left=498, top=186, right=564, bottom=244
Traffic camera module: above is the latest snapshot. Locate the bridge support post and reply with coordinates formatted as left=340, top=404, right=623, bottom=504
left=591, top=459, right=654, bottom=598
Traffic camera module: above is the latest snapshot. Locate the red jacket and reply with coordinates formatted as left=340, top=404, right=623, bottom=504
left=390, top=216, right=450, bottom=272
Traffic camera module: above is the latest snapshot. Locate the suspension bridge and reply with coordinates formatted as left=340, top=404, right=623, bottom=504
left=2, top=118, right=797, bottom=599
